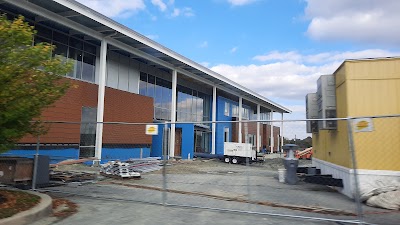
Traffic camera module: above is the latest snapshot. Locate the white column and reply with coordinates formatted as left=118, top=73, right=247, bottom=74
left=281, top=112, right=284, bottom=153
left=238, top=97, right=242, bottom=143
left=211, top=86, right=217, bottom=154
left=270, top=110, right=274, bottom=153
left=169, top=70, right=177, bottom=158
left=95, top=39, right=107, bottom=162
left=256, top=104, right=260, bottom=152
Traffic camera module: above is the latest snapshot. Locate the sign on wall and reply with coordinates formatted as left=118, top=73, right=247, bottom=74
left=145, top=124, right=158, bottom=135
left=353, top=118, right=374, bottom=132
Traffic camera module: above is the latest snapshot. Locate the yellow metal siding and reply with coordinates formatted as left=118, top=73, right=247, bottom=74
left=346, top=79, right=400, bottom=116
left=313, top=58, right=400, bottom=171
left=353, top=117, right=400, bottom=170
left=347, top=59, right=400, bottom=80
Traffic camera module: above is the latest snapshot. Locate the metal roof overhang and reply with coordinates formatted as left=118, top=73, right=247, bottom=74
left=3, top=0, right=291, bottom=113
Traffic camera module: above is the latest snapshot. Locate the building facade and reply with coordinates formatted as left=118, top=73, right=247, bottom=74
left=310, top=58, right=400, bottom=198
left=1, top=0, right=290, bottom=163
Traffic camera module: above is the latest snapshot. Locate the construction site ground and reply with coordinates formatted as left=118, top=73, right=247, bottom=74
left=35, top=158, right=400, bottom=225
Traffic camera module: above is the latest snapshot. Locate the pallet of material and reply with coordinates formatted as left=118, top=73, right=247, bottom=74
left=50, top=171, right=97, bottom=182
left=100, top=161, right=141, bottom=178
left=100, top=172, right=141, bottom=179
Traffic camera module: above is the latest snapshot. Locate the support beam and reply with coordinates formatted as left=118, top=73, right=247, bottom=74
left=36, top=10, right=80, bottom=22
left=238, top=97, right=242, bottom=143
left=95, top=39, right=107, bottom=162
left=257, top=104, right=261, bottom=152
left=270, top=110, right=274, bottom=154
left=92, top=26, right=114, bottom=33
left=212, top=86, right=217, bottom=154
left=169, top=70, right=178, bottom=158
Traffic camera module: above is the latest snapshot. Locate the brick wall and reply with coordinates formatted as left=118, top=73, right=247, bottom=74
left=230, top=118, right=280, bottom=151
left=19, top=78, right=153, bottom=145
left=262, top=124, right=281, bottom=152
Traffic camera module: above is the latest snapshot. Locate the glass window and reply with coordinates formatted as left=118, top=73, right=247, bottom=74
left=52, top=42, right=68, bottom=58
left=84, top=42, right=97, bottom=55
left=34, top=36, right=50, bottom=45
left=139, top=73, right=147, bottom=95
left=224, top=102, right=230, bottom=116
left=232, top=105, right=239, bottom=117
left=147, top=75, right=155, bottom=98
left=35, top=24, right=52, bottom=40
left=53, top=31, right=69, bottom=44
left=162, top=86, right=171, bottom=110
left=68, top=48, right=83, bottom=79
left=69, top=37, right=83, bottom=50
left=155, top=81, right=163, bottom=108
left=82, top=53, right=95, bottom=82
left=80, top=107, right=97, bottom=158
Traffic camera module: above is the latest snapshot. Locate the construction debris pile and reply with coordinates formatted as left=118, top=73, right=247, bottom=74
left=50, top=171, right=97, bottom=182
left=100, top=158, right=162, bottom=178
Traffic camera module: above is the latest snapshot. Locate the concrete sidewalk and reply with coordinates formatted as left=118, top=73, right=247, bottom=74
left=0, top=190, right=52, bottom=225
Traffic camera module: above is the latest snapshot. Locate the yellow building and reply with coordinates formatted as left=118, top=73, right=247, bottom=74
left=311, top=57, right=400, bottom=198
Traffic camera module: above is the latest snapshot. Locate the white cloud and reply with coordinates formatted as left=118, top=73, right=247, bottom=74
left=227, top=0, right=256, bottom=6
left=230, top=47, right=238, bottom=53
left=213, top=49, right=399, bottom=101
left=253, top=51, right=301, bottom=62
left=211, top=62, right=334, bottom=100
left=76, top=0, right=146, bottom=18
left=77, top=0, right=193, bottom=19
left=200, top=62, right=210, bottom=67
left=199, top=41, right=208, bottom=48
left=145, top=34, right=159, bottom=40
left=305, top=0, right=400, bottom=45
left=151, top=0, right=167, bottom=12
left=171, top=7, right=195, bottom=17
left=253, top=49, right=400, bottom=64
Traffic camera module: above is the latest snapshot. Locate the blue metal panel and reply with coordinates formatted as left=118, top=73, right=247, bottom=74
left=2, top=148, right=79, bottom=164
left=151, top=123, right=165, bottom=157
left=101, top=148, right=150, bottom=163
left=216, top=96, right=235, bottom=155
left=176, top=123, right=194, bottom=159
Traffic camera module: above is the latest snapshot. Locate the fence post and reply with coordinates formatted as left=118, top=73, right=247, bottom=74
left=162, top=122, right=168, bottom=206
left=347, top=118, right=364, bottom=224
left=31, top=135, right=40, bottom=190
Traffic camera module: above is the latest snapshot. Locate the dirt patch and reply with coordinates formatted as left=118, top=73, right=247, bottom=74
left=149, top=158, right=311, bottom=174
left=0, top=189, right=40, bottom=219
left=51, top=197, right=78, bottom=218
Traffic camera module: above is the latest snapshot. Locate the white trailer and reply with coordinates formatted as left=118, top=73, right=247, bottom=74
left=223, top=142, right=256, bottom=164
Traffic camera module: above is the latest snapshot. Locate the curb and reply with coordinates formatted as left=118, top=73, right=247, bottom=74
left=0, top=190, right=52, bottom=225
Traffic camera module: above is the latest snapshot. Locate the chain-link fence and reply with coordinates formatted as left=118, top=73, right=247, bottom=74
left=1, top=116, right=399, bottom=224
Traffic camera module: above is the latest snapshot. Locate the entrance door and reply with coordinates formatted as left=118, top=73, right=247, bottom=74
left=174, top=128, right=182, bottom=156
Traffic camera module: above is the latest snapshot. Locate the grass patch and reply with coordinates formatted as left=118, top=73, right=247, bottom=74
left=0, top=189, right=40, bottom=219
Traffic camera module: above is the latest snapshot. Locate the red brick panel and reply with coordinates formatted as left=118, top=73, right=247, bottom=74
left=19, top=79, right=154, bottom=145
left=103, top=87, right=153, bottom=145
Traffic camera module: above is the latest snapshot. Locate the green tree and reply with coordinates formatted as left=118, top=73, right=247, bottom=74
left=0, top=15, right=73, bottom=152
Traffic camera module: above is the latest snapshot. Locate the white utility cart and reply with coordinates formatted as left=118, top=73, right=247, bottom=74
left=223, top=142, right=256, bottom=164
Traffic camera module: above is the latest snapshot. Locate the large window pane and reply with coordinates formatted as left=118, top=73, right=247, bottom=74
left=162, top=86, right=171, bottom=110
left=68, top=48, right=83, bottom=79
left=139, top=73, right=147, bottom=95
left=69, top=37, right=83, bottom=50
left=147, top=75, right=155, bottom=98
left=35, top=24, right=52, bottom=40
left=53, top=42, right=68, bottom=58
left=84, top=42, right=97, bottom=55
left=82, top=53, right=95, bottom=82
left=53, top=31, right=69, bottom=44
left=155, top=82, right=163, bottom=108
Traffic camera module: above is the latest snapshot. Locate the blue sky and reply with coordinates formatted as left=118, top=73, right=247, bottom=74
left=77, top=0, right=400, bottom=138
